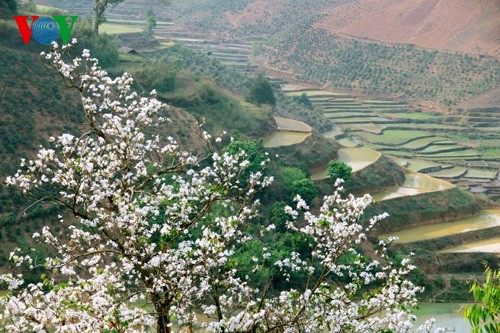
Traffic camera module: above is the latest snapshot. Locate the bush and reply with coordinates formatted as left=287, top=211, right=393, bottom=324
left=246, top=74, right=276, bottom=106
left=278, top=166, right=306, bottom=191
left=135, top=64, right=176, bottom=93
left=73, top=24, right=119, bottom=68
left=327, top=160, right=352, bottom=183
left=291, top=178, right=318, bottom=204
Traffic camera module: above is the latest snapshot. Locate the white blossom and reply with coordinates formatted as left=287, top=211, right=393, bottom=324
left=0, top=43, right=435, bottom=333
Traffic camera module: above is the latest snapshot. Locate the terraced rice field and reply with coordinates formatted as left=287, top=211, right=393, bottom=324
left=416, top=144, right=462, bottom=154
left=399, top=137, right=448, bottom=150
left=357, top=130, right=433, bottom=145
left=263, top=117, right=311, bottom=148
left=438, top=237, right=500, bottom=254
left=464, top=169, right=498, bottom=179
left=385, top=112, right=442, bottom=120
left=380, top=210, right=500, bottom=243
left=274, top=116, right=311, bottom=132
left=371, top=173, right=454, bottom=201
left=262, top=132, right=311, bottom=148
left=285, top=90, right=344, bottom=97
left=284, top=85, right=498, bottom=196
left=335, top=137, right=358, bottom=147
left=100, top=23, right=142, bottom=34
left=428, top=166, right=467, bottom=178
left=391, top=157, right=444, bottom=172
left=311, top=148, right=381, bottom=180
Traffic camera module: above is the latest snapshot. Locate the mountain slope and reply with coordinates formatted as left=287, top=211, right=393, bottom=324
left=315, top=0, right=500, bottom=58
left=175, top=0, right=499, bottom=58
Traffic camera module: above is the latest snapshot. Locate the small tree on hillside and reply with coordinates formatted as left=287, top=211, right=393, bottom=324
left=0, top=43, right=437, bottom=333
left=291, top=178, right=317, bottom=205
left=293, top=93, right=313, bottom=109
left=328, top=159, right=352, bottom=183
left=246, top=74, right=276, bottom=106
left=145, top=7, right=157, bottom=34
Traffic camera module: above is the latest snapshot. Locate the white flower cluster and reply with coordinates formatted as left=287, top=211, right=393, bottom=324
left=0, top=44, right=440, bottom=333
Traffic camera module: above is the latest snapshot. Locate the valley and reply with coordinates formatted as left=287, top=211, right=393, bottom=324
left=0, top=0, right=498, bottom=328
left=28, top=0, right=500, bottom=273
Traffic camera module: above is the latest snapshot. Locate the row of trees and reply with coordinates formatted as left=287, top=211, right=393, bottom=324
left=260, top=21, right=499, bottom=104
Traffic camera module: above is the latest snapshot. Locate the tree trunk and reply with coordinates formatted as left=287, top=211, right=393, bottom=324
left=93, top=0, right=105, bottom=35
left=156, top=311, right=171, bottom=333
left=93, top=17, right=99, bottom=35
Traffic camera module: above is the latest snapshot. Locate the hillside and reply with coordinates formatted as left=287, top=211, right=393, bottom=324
left=315, top=0, right=500, bottom=59
left=170, top=0, right=500, bottom=106
left=1, top=2, right=497, bottom=311
left=175, top=0, right=499, bottom=58
left=0, top=18, right=340, bottom=273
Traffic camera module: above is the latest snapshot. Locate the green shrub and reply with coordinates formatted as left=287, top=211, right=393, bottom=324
left=291, top=179, right=317, bottom=204
left=327, top=160, right=352, bottom=183
left=246, top=74, right=276, bottom=106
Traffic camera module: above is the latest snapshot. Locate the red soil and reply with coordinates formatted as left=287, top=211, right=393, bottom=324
left=315, top=0, right=500, bottom=58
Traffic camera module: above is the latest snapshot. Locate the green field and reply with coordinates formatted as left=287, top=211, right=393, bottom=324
left=357, top=130, right=433, bottom=145
left=333, top=117, right=391, bottom=124
left=100, top=23, right=142, bottom=34
left=285, top=90, right=342, bottom=97
left=400, top=137, right=445, bottom=150
left=464, top=169, right=498, bottom=179
left=350, top=124, right=385, bottom=134
left=282, top=77, right=497, bottom=193
left=429, top=149, right=481, bottom=158
left=324, top=112, right=375, bottom=118
left=417, top=144, right=462, bottom=154
left=386, top=112, right=442, bottom=120
left=400, top=159, right=446, bottom=172
left=107, top=19, right=174, bottom=26
left=428, top=166, right=467, bottom=178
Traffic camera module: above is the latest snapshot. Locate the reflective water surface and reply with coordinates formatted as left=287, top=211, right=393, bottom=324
left=371, top=173, right=454, bottom=201
left=262, top=131, right=311, bottom=148
left=312, top=147, right=381, bottom=180
left=380, top=210, right=500, bottom=243
left=414, top=303, right=470, bottom=333
left=439, top=237, right=500, bottom=254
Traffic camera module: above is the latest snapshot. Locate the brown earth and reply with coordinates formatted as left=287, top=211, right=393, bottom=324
left=315, top=0, right=500, bottom=58
left=459, top=87, right=500, bottom=109
left=213, top=0, right=499, bottom=58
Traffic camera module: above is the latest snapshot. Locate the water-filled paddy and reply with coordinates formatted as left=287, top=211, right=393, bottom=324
left=428, top=166, right=467, bottom=178
left=336, top=137, right=358, bottom=147
left=380, top=210, right=500, bottom=243
left=414, top=303, right=470, bottom=333
left=274, top=116, right=311, bottom=132
left=262, top=117, right=312, bottom=148
left=311, top=148, right=381, bottom=180
left=371, top=173, right=454, bottom=201
left=439, top=237, right=500, bottom=254
left=262, top=132, right=311, bottom=148
left=339, top=148, right=381, bottom=172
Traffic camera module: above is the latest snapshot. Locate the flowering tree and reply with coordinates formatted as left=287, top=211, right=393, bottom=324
left=1, top=42, right=434, bottom=333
